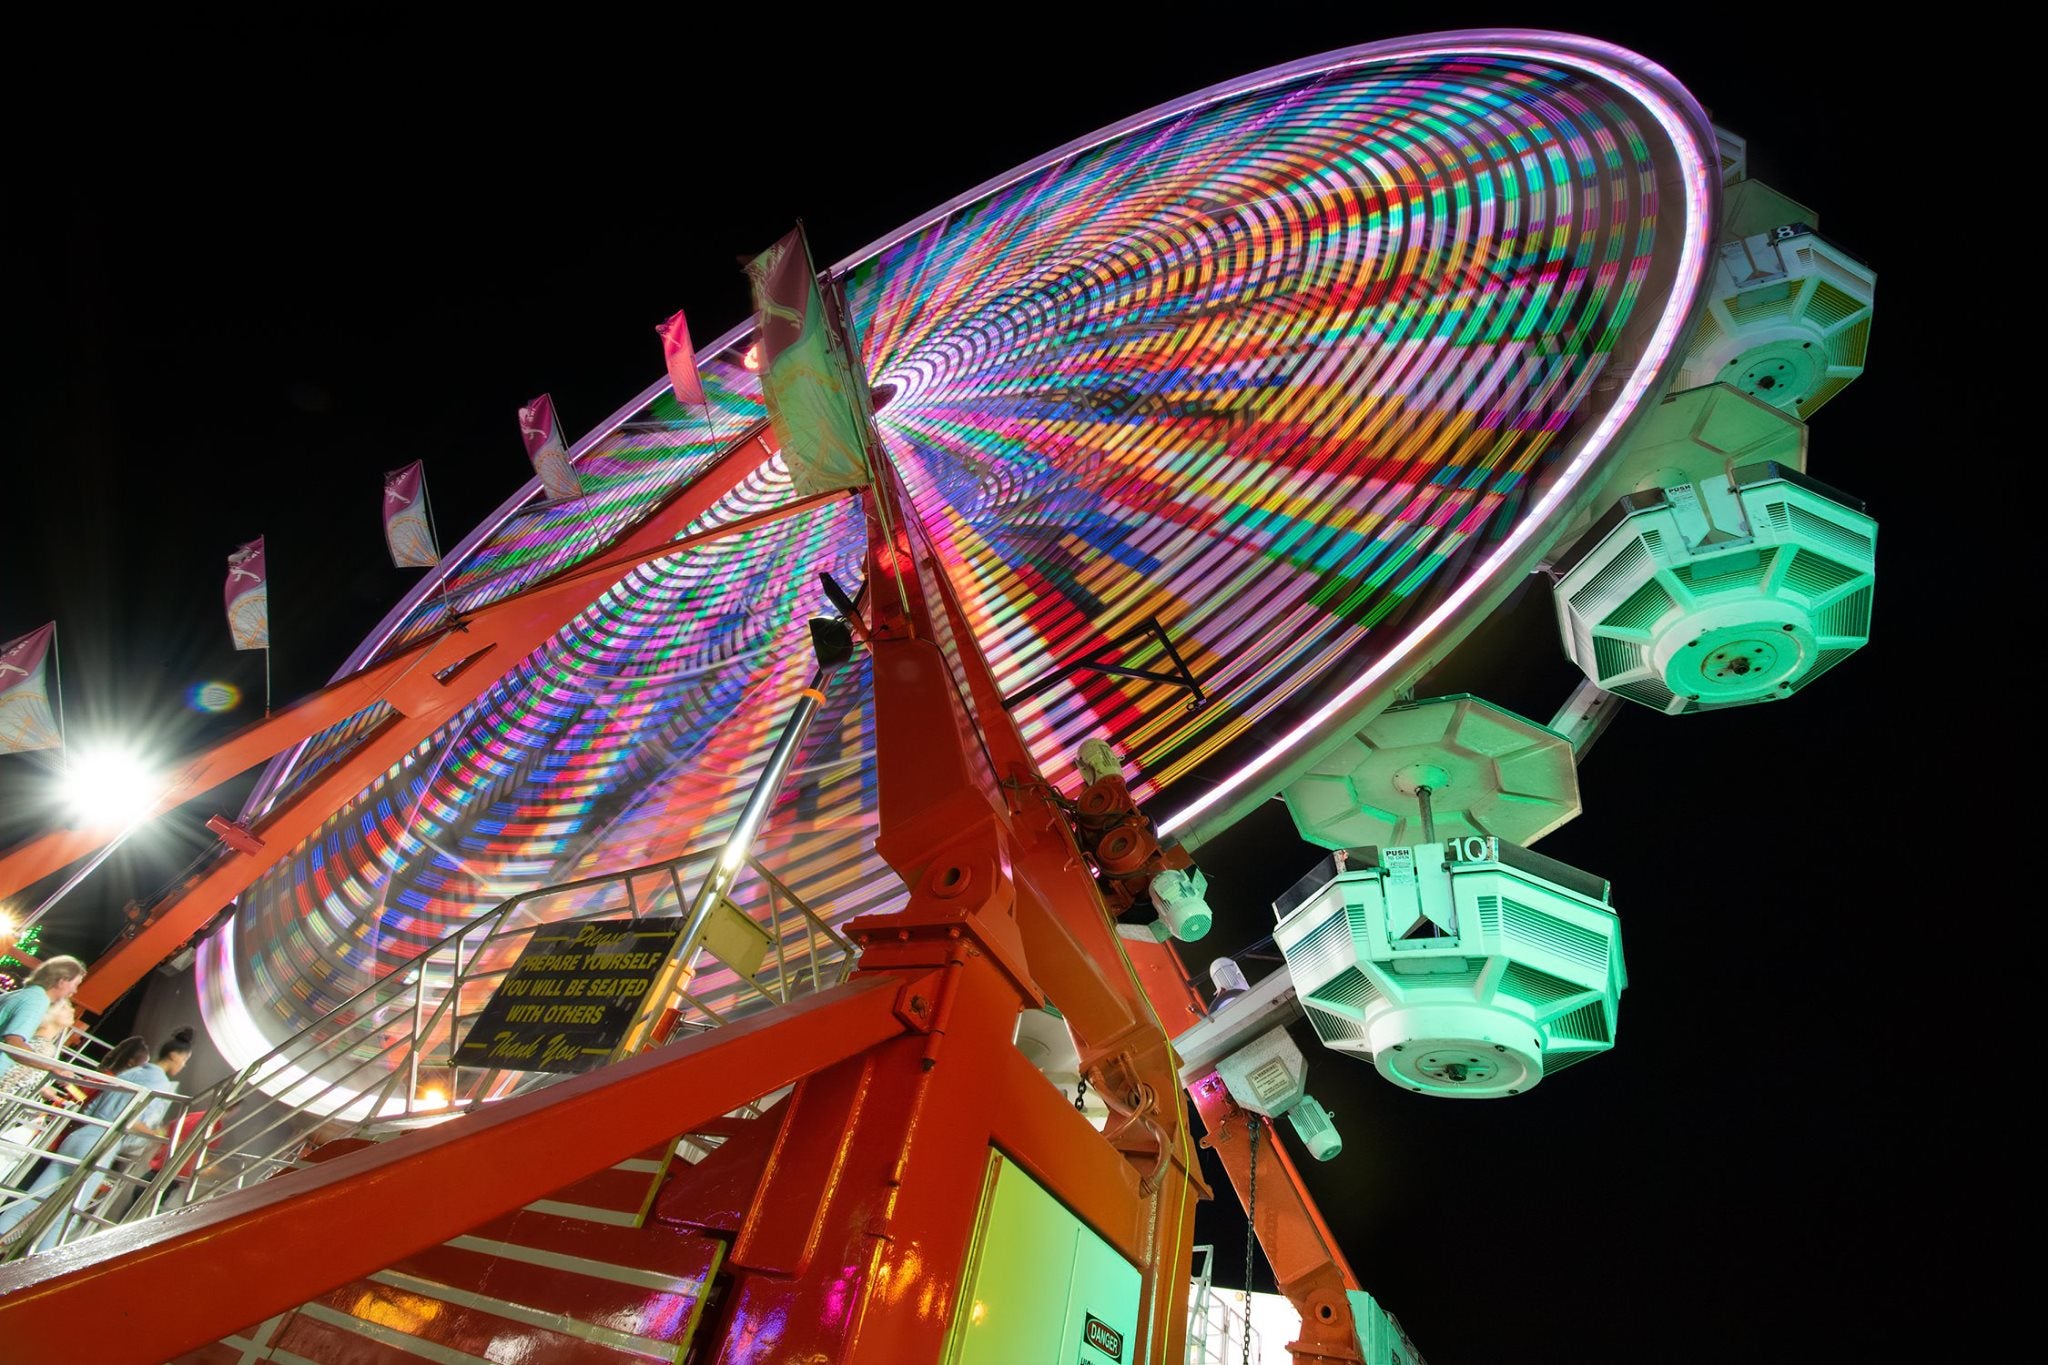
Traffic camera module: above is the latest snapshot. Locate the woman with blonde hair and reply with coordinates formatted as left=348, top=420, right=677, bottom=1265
left=0, top=956, right=87, bottom=1050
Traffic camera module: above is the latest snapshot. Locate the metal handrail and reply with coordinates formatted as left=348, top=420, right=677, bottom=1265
left=84, top=620, right=868, bottom=1238
left=1, top=1044, right=192, bottom=1260
left=123, top=846, right=860, bottom=1231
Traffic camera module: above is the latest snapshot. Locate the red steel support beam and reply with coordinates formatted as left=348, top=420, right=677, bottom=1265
left=1123, top=934, right=1210, bottom=1037
left=0, top=973, right=920, bottom=1365
left=667, top=843, right=1044, bottom=1362
left=0, top=643, right=427, bottom=895
left=1124, top=935, right=1369, bottom=1361
left=1189, top=1068, right=1367, bottom=1364
left=856, top=468, right=1201, bottom=1365
left=0, top=430, right=789, bottom=911
left=842, top=938, right=1052, bottom=1363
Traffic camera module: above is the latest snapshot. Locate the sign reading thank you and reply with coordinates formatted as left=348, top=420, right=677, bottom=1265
left=455, top=917, right=682, bottom=1072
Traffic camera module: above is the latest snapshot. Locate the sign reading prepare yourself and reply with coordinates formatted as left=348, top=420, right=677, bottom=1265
left=455, top=917, right=683, bottom=1072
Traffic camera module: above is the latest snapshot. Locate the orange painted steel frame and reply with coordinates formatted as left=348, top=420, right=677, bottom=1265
left=0, top=973, right=921, bottom=1357
left=0, top=420, right=1355, bottom=1363
left=1189, top=1073, right=1370, bottom=1364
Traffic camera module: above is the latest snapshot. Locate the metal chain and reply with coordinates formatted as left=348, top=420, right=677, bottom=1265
left=1074, top=1075, right=1088, bottom=1113
left=1244, top=1117, right=1259, bottom=1365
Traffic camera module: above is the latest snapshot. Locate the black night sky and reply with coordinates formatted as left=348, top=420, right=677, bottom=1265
left=0, top=10, right=1951, bottom=1363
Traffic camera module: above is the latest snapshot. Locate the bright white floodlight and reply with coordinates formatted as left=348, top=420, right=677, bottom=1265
left=61, top=746, right=162, bottom=828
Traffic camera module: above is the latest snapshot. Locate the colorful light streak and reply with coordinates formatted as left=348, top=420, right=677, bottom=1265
left=202, top=34, right=1715, bottom=1078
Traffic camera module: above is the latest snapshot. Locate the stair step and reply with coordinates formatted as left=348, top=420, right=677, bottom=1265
left=284, top=1265, right=692, bottom=1364
left=171, top=1146, right=726, bottom=1364
left=517, top=1142, right=678, bottom=1227
left=179, top=1329, right=275, bottom=1365
left=463, top=1208, right=727, bottom=1281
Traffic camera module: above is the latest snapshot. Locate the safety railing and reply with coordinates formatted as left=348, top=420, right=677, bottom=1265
left=4, top=635, right=865, bottom=1253
left=1187, top=1243, right=1264, bottom=1364
left=50, top=1024, right=121, bottom=1076
left=1, top=1041, right=193, bottom=1261
left=114, top=847, right=859, bottom=1231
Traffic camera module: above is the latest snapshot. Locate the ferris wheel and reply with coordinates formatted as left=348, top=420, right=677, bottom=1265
left=0, top=27, right=1877, bottom=1365
left=200, top=29, right=1860, bottom=1061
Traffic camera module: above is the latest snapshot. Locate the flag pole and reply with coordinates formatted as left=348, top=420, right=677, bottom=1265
left=422, top=471, right=445, bottom=564
left=421, top=469, right=457, bottom=624
left=266, top=543, right=275, bottom=717
left=670, top=313, right=715, bottom=445
left=50, top=622, right=68, bottom=751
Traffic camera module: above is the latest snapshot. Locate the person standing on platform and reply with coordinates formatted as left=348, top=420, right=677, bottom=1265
left=0, top=999, right=79, bottom=1179
left=0, top=998, right=75, bottom=1098
left=0, top=1029, right=190, bottom=1252
left=0, top=997, right=76, bottom=1111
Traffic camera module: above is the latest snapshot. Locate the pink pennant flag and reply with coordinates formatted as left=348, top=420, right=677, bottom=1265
left=518, top=394, right=583, bottom=501
left=382, top=461, right=441, bottom=568
left=225, top=538, right=270, bottom=651
left=658, top=309, right=707, bottom=407
left=0, top=623, right=62, bottom=754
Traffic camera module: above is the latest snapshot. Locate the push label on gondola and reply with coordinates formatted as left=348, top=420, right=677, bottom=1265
left=1081, top=1313, right=1124, bottom=1362
left=455, top=917, right=683, bottom=1072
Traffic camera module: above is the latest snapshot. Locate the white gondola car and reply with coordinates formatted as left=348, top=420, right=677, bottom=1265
left=1274, top=838, right=1624, bottom=1099
left=1553, top=460, right=1874, bottom=714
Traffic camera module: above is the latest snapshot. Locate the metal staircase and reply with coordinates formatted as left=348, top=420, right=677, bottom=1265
left=175, top=1130, right=745, bottom=1363
left=115, top=850, right=855, bottom=1236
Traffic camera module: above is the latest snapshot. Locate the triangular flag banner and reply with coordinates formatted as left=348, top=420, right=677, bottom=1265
left=519, top=394, right=583, bottom=501
left=658, top=309, right=707, bottom=407
left=225, top=537, right=270, bottom=651
left=745, top=227, right=874, bottom=496
left=0, top=623, right=62, bottom=754
left=382, top=461, right=441, bottom=568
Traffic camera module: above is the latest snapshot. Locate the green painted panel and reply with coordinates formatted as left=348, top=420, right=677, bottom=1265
left=948, top=1153, right=1142, bottom=1365
left=1064, top=1201, right=1141, bottom=1364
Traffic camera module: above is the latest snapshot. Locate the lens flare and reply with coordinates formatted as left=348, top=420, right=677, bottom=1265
left=188, top=681, right=242, bottom=714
